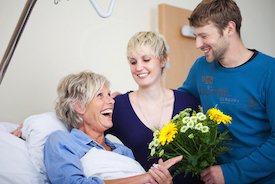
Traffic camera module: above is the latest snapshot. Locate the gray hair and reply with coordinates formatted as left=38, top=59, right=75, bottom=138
left=55, top=70, right=110, bottom=130
left=127, top=31, right=170, bottom=75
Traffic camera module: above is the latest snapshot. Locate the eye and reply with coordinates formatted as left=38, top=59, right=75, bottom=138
left=144, top=58, right=150, bottom=62
left=97, top=93, right=103, bottom=97
left=129, top=59, right=137, bottom=65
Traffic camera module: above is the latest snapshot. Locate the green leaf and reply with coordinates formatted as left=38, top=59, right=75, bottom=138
left=200, top=160, right=209, bottom=167
left=188, top=155, right=199, bottom=167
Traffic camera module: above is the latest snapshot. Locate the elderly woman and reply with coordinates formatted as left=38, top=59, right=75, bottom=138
left=43, top=70, right=182, bottom=184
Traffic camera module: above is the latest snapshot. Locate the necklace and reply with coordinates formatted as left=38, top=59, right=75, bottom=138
left=136, top=90, right=165, bottom=130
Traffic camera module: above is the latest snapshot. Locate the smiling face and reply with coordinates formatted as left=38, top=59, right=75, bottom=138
left=81, top=84, right=115, bottom=134
left=128, top=47, right=166, bottom=88
left=193, top=22, right=228, bottom=63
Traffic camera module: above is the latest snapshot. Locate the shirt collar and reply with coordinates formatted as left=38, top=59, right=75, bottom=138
left=71, top=128, right=116, bottom=150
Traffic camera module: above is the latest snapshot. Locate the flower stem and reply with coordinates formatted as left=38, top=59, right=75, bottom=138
left=173, top=141, right=191, bottom=156
left=192, top=139, right=199, bottom=150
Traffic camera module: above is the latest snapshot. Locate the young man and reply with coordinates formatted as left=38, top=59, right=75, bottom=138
left=178, top=0, right=275, bottom=183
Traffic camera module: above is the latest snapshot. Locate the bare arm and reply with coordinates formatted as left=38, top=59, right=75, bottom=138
left=104, top=155, right=183, bottom=184
left=104, top=172, right=155, bottom=184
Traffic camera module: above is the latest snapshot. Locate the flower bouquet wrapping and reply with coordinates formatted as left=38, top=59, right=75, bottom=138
left=148, top=106, right=232, bottom=178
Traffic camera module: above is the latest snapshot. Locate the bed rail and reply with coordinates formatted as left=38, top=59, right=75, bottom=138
left=0, top=0, right=37, bottom=85
left=0, top=0, right=116, bottom=85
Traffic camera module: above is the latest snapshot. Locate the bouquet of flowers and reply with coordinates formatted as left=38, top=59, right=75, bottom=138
left=148, top=106, right=232, bottom=178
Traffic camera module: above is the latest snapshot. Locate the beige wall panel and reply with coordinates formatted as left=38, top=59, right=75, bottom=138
left=159, top=4, right=203, bottom=89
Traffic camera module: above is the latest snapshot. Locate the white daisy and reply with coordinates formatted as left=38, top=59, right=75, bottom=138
left=180, top=125, right=189, bottom=133
left=190, top=116, right=197, bottom=123
left=182, top=117, right=190, bottom=124
left=195, top=123, right=203, bottom=130
left=201, top=126, right=209, bottom=133
left=187, top=121, right=195, bottom=128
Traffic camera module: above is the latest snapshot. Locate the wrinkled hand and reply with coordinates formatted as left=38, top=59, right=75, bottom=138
left=200, top=165, right=225, bottom=184
left=111, top=91, right=121, bottom=99
left=148, top=155, right=183, bottom=184
left=10, top=123, right=23, bottom=138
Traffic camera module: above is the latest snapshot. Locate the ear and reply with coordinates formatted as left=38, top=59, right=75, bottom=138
left=161, top=56, right=168, bottom=68
left=226, top=21, right=236, bottom=37
left=72, top=101, right=85, bottom=115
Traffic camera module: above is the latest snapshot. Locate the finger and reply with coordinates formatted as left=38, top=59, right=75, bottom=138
left=162, top=155, right=183, bottom=169
left=158, top=165, right=173, bottom=182
left=158, top=158, right=164, bottom=165
left=10, top=130, right=17, bottom=135
left=200, top=172, right=211, bottom=182
left=200, top=167, right=211, bottom=181
left=111, top=91, right=121, bottom=98
left=11, top=130, right=21, bottom=137
left=149, top=167, right=165, bottom=183
left=158, top=164, right=171, bottom=177
left=150, top=165, right=173, bottom=184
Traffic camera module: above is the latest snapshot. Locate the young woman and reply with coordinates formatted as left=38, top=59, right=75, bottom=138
left=107, top=31, right=203, bottom=184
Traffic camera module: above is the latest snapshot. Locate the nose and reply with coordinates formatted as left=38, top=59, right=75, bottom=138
left=107, top=95, right=115, bottom=105
left=195, top=37, right=203, bottom=49
left=135, top=61, right=144, bottom=71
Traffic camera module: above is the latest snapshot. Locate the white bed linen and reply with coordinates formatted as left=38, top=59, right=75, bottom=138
left=0, top=124, right=46, bottom=184
left=21, top=112, right=69, bottom=179
left=0, top=113, right=137, bottom=184
left=81, top=147, right=146, bottom=180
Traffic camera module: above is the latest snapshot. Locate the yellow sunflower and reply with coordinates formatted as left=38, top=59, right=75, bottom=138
left=158, top=123, right=178, bottom=145
left=207, top=108, right=232, bottom=125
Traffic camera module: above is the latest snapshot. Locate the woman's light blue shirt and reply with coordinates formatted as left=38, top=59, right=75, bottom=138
left=44, top=128, right=135, bottom=184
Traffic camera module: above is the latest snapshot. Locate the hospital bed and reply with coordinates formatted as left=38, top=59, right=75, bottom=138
left=0, top=112, right=69, bottom=183
left=0, top=112, right=146, bottom=183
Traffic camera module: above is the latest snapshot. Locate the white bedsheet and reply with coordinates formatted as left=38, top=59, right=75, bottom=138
left=0, top=124, right=46, bottom=184
left=81, top=147, right=146, bottom=180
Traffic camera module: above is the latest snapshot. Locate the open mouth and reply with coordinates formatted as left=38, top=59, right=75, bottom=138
left=203, top=48, right=211, bottom=55
left=101, top=109, right=113, bottom=117
left=137, top=73, right=149, bottom=78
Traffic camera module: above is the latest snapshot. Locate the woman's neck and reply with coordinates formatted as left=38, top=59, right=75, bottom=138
left=131, top=83, right=174, bottom=130
left=78, top=126, right=109, bottom=150
left=137, top=82, right=166, bottom=101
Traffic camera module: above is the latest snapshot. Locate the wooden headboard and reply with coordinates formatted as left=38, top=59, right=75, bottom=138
left=158, top=4, right=203, bottom=89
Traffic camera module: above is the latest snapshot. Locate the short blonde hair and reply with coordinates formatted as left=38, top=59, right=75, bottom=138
left=127, top=31, right=170, bottom=75
left=55, top=70, right=110, bottom=130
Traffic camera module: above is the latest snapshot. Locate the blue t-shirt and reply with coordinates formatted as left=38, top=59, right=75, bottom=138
left=179, top=51, right=275, bottom=184
left=44, top=128, right=135, bottom=184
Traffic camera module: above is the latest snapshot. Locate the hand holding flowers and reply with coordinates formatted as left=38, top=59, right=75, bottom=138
left=148, top=106, right=232, bottom=178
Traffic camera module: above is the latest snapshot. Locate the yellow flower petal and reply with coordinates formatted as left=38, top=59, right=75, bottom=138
left=158, top=123, right=178, bottom=145
left=207, top=108, right=232, bottom=125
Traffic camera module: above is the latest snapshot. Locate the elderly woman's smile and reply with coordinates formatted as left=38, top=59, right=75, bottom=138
left=81, top=84, right=115, bottom=132
left=101, top=109, right=113, bottom=117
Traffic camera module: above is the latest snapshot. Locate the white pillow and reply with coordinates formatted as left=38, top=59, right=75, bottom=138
left=0, top=122, right=19, bottom=132
left=21, top=112, right=69, bottom=179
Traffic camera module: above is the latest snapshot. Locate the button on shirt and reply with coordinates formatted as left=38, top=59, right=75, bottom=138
left=44, top=128, right=135, bottom=184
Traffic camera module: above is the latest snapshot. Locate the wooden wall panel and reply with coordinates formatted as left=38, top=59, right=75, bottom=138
left=159, top=4, right=203, bottom=89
